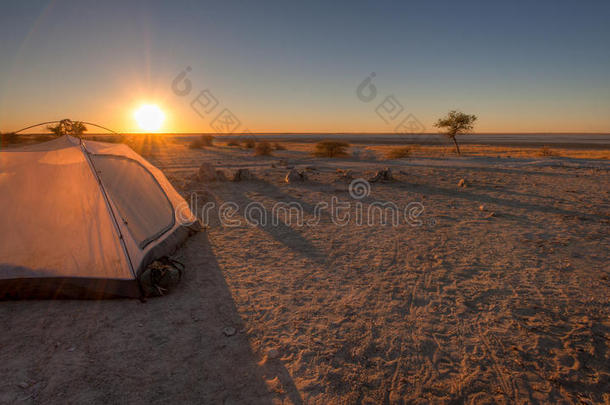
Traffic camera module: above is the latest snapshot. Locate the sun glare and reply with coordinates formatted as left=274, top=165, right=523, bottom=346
left=134, top=104, right=165, bottom=132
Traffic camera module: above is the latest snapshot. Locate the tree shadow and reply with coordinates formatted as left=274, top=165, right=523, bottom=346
left=393, top=181, right=609, bottom=221
left=214, top=181, right=326, bottom=264
left=399, top=160, right=601, bottom=178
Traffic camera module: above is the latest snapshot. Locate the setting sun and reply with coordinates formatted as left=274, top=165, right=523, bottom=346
left=134, top=104, right=165, bottom=132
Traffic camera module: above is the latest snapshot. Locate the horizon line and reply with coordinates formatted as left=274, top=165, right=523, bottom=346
left=6, top=131, right=610, bottom=136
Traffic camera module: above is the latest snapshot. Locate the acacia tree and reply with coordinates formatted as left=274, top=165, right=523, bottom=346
left=47, top=119, right=87, bottom=137
left=434, top=110, right=477, bottom=155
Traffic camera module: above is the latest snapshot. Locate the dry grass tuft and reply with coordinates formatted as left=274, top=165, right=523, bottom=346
left=1, top=133, right=57, bottom=147
left=189, top=135, right=215, bottom=149
left=254, top=141, right=273, bottom=156
left=386, top=146, right=413, bottom=159
left=314, top=140, right=350, bottom=158
left=0, top=132, right=20, bottom=147
left=242, top=138, right=256, bottom=149
left=538, top=146, right=559, bottom=157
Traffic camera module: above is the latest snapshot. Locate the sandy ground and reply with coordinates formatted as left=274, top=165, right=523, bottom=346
left=1, top=140, right=609, bottom=404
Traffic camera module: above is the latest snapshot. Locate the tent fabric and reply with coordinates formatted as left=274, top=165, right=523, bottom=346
left=90, top=155, right=175, bottom=248
left=0, top=135, right=198, bottom=299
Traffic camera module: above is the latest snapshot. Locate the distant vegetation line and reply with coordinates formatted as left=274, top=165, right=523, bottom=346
left=3, top=133, right=610, bottom=150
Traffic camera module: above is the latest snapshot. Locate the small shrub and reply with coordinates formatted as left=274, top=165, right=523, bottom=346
left=386, top=146, right=412, bottom=159
left=189, top=135, right=214, bottom=149
left=314, top=140, right=350, bottom=158
left=227, top=140, right=240, bottom=147
left=254, top=141, right=273, bottom=156
left=241, top=138, right=256, bottom=149
left=538, top=146, right=559, bottom=157
left=242, top=138, right=256, bottom=149
left=202, top=135, right=215, bottom=146
left=189, top=139, right=204, bottom=149
left=273, top=142, right=286, bottom=150
left=0, top=132, right=19, bottom=147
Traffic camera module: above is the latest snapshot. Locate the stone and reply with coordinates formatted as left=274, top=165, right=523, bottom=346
left=197, top=163, right=217, bottom=182
left=285, top=168, right=307, bottom=183
left=232, top=168, right=253, bottom=182
left=223, top=327, right=236, bottom=337
left=369, top=168, right=393, bottom=183
left=337, top=169, right=353, bottom=182
left=267, top=348, right=280, bottom=359
left=215, top=170, right=227, bottom=181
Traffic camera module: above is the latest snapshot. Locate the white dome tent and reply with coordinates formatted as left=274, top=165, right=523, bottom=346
left=0, top=123, right=199, bottom=298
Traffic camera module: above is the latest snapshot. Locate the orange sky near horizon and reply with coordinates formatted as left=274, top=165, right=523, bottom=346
left=4, top=91, right=610, bottom=135
left=5, top=95, right=609, bottom=135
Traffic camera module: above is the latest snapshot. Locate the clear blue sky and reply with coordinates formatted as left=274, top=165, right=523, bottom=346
left=1, top=0, right=609, bottom=133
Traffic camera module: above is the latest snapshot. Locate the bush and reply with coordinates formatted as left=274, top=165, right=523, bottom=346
left=242, top=138, right=256, bottom=149
left=314, top=140, right=350, bottom=158
left=538, top=146, right=559, bottom=157
left=273, top=142, right=286, bottom=150
left=47, top=119, right=87, bottom=137
left=0, top=132, right=19, bottom=147
left=254, top=141, right=273, bottom=156
left=386, top=146, right=413, bottom=159
left=189, top=135, right=214, bottom=149
left=189, top=139, right=204, bottom=149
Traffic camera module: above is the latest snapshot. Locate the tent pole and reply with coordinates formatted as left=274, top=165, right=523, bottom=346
left=79, top=139, right=137, bottom=279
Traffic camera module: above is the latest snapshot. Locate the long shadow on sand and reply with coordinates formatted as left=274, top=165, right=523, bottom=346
left=400, top=160, right=606, bottom=178
left=0, top=231, right=303, bottom=404
left=393, top=181, right=609, bottom=221
left=211, top=180, right=326, bottom=263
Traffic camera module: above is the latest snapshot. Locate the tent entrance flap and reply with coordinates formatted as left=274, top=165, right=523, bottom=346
left=90, top=154, right=175, bottom=249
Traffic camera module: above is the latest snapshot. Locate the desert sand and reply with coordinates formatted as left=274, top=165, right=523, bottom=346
left=1, top=138, right=608, bottom=404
